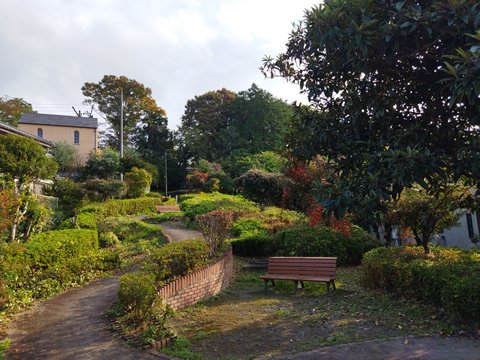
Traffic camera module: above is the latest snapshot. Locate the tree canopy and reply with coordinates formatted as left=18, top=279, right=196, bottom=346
left=82, top=75, right=166, bottom=148
left=0, top=134, right=58, bottom=182
left=262, top=0, right=480, bottom=220
left=179, top=88, right=236, bottom=162
left=0, top=96, right=35, bottom=126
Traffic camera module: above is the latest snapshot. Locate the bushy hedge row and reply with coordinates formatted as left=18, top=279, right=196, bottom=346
left=231, top=224, right=382, bottom=266
left=144, top=239, right=209, bottom=283
left=361, top=246, right=480, bottom=323
left=4, top=229, right=99, bottom=269
left=95, top=197, right=163, bottom=219
left=180, top=193, right=258, bottom=223
left=0, top=229, right=120, bottom=309
left=97, top=218, right=166, bottom=245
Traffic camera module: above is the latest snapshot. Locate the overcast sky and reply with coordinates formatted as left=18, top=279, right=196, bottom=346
left=0, top=0, right=317, bottom=130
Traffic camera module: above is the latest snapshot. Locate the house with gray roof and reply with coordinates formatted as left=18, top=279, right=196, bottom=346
left=18, top=113, right=98, bottom=167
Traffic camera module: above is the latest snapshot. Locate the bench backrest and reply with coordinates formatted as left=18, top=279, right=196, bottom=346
left=155, top=205, right=181, bottom=212
left=267, top=257, right=337, bottom=277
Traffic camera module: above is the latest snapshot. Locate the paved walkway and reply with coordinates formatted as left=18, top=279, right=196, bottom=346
left=5, top=219, right=204, bottom=360
left=264, top=336, right=480, bottom=360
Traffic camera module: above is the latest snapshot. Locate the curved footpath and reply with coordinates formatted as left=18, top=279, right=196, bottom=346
left=5, top=217, right=479, bottom=359
left=5, top=221, right=198, bottom=360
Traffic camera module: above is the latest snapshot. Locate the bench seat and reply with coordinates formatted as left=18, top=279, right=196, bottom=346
left=259, top=257, right=337, bottom=294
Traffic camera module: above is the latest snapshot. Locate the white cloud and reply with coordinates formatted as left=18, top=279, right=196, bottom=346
left=0, top=0, right=318, bottom=130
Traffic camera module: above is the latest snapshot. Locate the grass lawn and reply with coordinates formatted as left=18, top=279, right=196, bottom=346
left=165, top=257, right=470, bottom=360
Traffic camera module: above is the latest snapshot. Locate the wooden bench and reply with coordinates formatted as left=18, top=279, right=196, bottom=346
left=155, top=205, right=181, bottom=214
left=259, top=257, right=337, bottom=294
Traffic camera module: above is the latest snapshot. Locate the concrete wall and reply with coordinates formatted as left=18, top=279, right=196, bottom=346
left=18, top=124, right=97, bottom=167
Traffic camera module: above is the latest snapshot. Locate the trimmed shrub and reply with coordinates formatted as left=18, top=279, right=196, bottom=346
left=162, top=197, right=177, bottom=206
left=97, top=218, right=166, bottom=244
left=5, top=229, right=99, bottom=269
left=99, top=231, right=120, bottom=248
left=231, top=233, right=277, bottom=257
left=86, top=197, right=162, bottom=219
left=361, top=246, right=480, bottom=323
left=274, top=224, right=381, bottom=266
left=0, top=230, right=119, bottom=308
left=118, top=272, right=159, bottom=323
left=144, top=239, right=209, bottom=283
left=180, top=193, right=257, bottom=223
left=146, top=192, right=162, bottom=199
left=231, top=218, right=265, bottom=237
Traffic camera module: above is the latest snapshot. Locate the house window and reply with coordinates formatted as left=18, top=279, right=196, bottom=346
left=37, top=128, right=43, bottom=138
left=74, top=131, right=80, bottom=144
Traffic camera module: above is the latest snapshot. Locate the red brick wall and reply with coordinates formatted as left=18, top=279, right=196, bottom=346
left=156, top=246, right=233, bottom=311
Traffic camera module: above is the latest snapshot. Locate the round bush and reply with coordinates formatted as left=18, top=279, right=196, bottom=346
left=99, top=231, right=120, bottom=248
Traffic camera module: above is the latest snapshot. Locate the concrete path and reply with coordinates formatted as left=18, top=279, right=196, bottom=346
left=5, top=216, right=204, bottom=360
left=5, top=269, right=160, bottom=360
left=263, top=336, right=480, bottom=360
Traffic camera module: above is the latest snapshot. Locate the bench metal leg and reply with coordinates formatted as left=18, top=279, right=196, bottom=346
left=300, top=281, right=305, bottom=289
left=293, top=281, right=298, bottom=294
left=271, top=279, right=275, bottom=288
left=332, top=281, right=336, bottom=291
left=264, top=279, right=268, bottom=290
left=326, top=282, right=330, bottom=295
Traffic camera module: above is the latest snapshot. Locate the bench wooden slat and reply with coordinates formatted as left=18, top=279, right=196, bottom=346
left=155, top=205, right=181, bottom=213
left=260, top=256, right=337, bottom=294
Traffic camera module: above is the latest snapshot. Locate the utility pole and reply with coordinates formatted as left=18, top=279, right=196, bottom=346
left=120, top=88, right=124, bottom=181
left=165, top=150, right=168, bottom=198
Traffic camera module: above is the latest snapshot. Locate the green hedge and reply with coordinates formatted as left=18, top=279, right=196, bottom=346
left=361, top=246, right=480, bottom=323
left=274, top=225, right=382, bottom=266
left=0, top=229, right=120, bottom=307
left=4, top=229, right=99, bottom=270
left=144, top=239, right=209, bottom=283
left=180, top=193, right=258, bottom=223
left=231, top=233, right=277, bottom=257
left=98, top=198, right=162, bottom=218
left=97, top=218, right=166, bottom=245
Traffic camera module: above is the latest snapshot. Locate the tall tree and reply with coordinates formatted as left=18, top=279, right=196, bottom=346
left=0, top=96, right=35, bottom=126
left=82, top=75, right=166, bottom=148
left=179, top=88, right=236, bottom=162
left=0, top=135, right=58, bottom=242
left=262, top=0, right=480, bottom=220
left=134, top=110, right=172, bottom=165
left=229, top=83, right=292, bottom=155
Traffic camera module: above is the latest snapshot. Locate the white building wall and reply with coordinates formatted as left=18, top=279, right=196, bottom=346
left=437, top=212, right=479, bottom=249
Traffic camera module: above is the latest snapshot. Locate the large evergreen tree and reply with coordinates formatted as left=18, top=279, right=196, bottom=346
left=262, top=0, right=480, bottom=220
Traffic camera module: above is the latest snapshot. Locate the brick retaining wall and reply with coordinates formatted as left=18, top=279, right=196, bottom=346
left=157, top=245, right=233, bottom=311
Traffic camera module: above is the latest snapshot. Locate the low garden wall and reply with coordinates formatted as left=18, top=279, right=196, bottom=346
left=157, top=245, right=233, bottom=311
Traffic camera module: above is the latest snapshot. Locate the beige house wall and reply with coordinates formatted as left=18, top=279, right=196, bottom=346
left=18, top=124, right=97, bottom=167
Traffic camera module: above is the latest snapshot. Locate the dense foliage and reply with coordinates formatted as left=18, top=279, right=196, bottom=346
left=125, top=167, right=152, bottom=199
left=234, top=169, right=291, bottom=207
left=361, top=246, right=480, bottom=324
left=0, top=229, right=120, bottom=310
left=82, top=75, right=167, bottom=148
left=262, top=0, right=480, bottom=221
left=180, top=193, right=258, bottom=224
left=144, top=239, right=209, bottom=283
left=43, top=178, right=85, bottom=222
left=0, top=95, right=35, bottom=126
